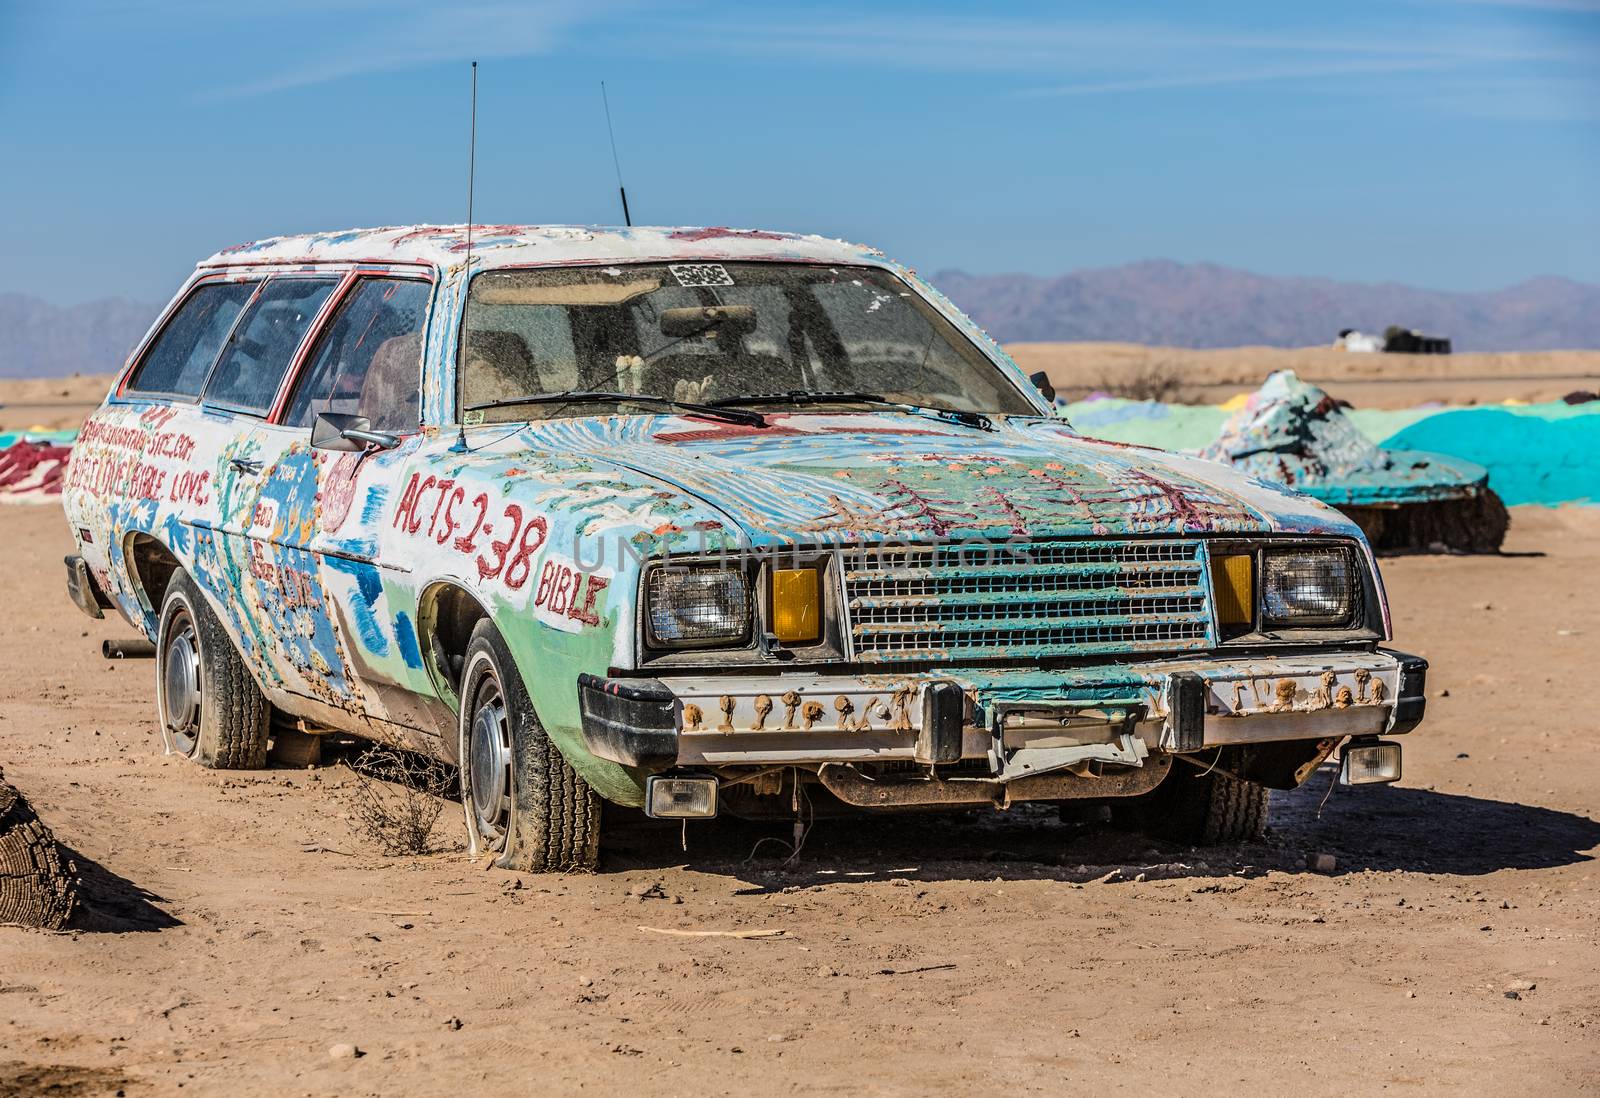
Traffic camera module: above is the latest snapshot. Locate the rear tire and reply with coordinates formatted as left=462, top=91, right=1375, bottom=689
left=458, top=620, right=600, bottom=872
left=156, top=570, right=270, bottom=769
left=1115, top=764, right=1268, bottom=845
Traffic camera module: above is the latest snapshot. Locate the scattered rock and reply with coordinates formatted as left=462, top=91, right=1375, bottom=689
left=328, top=1043, right=361, bottom=1060
left=443, top=1016, right=463, bottom=1031
left=1310, top=853, right=1337, bottom=873
left=576, top=975, right=594, bottom=988
left=1506, top=979, right=1537, bottom=993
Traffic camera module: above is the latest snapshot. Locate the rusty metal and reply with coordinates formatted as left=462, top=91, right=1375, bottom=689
left=816, top=756, right=1171, bottom=809
left=102, top=638, right=156, bottom=660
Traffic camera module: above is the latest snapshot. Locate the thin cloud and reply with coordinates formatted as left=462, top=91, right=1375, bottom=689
left=210, top=0, right=638, bottom=98
left=1020, top=58, right=1459, bottom=98
left=632, top=12, right=1584, bottom=72
left=1442, top=0, right=1600, bottom=12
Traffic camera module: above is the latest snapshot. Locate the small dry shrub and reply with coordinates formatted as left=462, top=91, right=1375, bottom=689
left=341, top=744, right=456, bottom=856
left=1090, top=360, right=1198, bottom=404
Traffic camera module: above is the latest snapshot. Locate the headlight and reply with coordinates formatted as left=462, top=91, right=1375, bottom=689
left=645, top=567, right=750, bottom=647
left=1260, top=548, right=1355, bottom=626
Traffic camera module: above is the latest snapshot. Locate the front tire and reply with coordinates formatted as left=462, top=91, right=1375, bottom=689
left=156, top=570, right=270, bottom=769
left=1116, top=764, right=1268, bottom=845
left=458, top=620, right=600, bottom=872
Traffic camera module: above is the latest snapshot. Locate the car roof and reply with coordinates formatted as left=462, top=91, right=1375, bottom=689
left=199, top=225, right=892, bottom=272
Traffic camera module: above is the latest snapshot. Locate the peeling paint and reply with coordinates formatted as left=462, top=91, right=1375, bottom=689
left=62, top=224, right=1404, bottom=810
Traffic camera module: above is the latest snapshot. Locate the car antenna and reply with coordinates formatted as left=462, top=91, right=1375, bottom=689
left=451, top=60, right=479, bottom=455
left=600, top=81, right=632, bottom=227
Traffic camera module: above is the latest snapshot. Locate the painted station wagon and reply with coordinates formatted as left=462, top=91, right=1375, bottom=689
left=62, top=225, right=1427, bottom=871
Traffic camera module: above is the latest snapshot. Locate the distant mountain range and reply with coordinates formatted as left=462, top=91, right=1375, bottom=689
left=3, top=262, right=1598, bottom=378
left=933, top=261, right=1600, bottom=351
left=0, top=294, right=161, bottom=380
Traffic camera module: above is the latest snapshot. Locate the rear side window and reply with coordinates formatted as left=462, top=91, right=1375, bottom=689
left=204, top=278, right=338, bottom=414
left=283, top=278, right=431, bottom=433
left=124, top=281, right=256, bottom=398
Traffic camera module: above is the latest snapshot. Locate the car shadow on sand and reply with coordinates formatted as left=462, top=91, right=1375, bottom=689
left=60, top=844, right=182, bottom=933
left=601, top=766, right=1600, bottom=887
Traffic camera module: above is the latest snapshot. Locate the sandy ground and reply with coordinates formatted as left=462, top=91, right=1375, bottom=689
left=1009, top=343, right=1600, bottom=407
left=1, top=500, right=1597, bottom=1096
left=0, top=375, right=112, bottom=433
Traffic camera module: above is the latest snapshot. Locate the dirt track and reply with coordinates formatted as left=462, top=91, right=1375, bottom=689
left=2, top=501, right=1599, bottom=1096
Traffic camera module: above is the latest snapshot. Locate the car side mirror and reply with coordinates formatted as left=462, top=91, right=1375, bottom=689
left=1028, top=371, right=1058, bottom=404
left=311, top=412, right=401, bottom=452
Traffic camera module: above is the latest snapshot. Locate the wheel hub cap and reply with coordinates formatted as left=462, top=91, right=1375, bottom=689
left=468, top=691, right=511, bottom=843
left=162, top=621, right=201, bottom=753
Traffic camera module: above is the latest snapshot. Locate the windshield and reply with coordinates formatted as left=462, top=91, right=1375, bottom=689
left=457, top=262, right=1038, bottom=423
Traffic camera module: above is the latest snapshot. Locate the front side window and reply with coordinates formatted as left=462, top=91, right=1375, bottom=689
left=204, top=278, right=338, bottom=414
left=124, top=281, right=257, bottom=398
left=283, top=278, right=431, bottom=433
left=458, top=263, right=1037, bottom=423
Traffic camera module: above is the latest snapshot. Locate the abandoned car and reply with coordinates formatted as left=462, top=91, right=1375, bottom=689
left=61, top=225, right=1426, bottom=870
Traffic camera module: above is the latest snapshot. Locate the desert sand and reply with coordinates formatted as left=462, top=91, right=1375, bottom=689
left=1, top=496, right=1598, bottom=1094
left=1010, top=342, right=1600, bottom=407
left=0, top=374, right=113, bottom=433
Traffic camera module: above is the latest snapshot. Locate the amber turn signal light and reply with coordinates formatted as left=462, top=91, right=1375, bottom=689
left=1212, top=553, right=1254, bottom=626
left=770, top=568, right=821, bottom=644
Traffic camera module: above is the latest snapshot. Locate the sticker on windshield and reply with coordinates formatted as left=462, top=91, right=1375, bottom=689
left=669, top=263, right=734, bottom=288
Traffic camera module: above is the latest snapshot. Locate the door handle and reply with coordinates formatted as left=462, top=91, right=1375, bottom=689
left=229, top=457, right=263, bottom=476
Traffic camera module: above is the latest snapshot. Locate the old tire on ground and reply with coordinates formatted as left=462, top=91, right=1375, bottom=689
left=156, top=569, right=270, bottom=769
left=0, top=772, right=78, bottom=929
left=1115, top=764, right=1269, bottom=846
left=458, top=619, right=600, bottom=872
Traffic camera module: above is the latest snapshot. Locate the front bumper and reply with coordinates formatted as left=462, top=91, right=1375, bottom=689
left=577, top=649, right=1427, bottom=778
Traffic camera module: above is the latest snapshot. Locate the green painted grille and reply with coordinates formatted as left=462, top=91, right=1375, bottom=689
left=842, top=539, right=1215, bottom=663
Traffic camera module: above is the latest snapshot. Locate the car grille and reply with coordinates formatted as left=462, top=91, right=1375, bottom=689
left=842, top=539, right=1215, bottom=663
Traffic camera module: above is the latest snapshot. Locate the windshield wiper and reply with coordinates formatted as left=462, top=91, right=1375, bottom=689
left=710, top=390, right=993, bottom=431
left=465, top=391, right=766, bottom=428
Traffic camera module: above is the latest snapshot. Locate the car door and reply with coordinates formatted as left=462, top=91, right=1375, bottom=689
left=196, top=274, right=350, bottom=706
left=259, top=273, right=450, bottom=742
left=84, top=277, right=263, bottom=632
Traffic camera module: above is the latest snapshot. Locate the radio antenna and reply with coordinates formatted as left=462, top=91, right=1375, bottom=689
left=452, top=60, right=479, bottom=455
left=600, top=81, right=632, bottom=226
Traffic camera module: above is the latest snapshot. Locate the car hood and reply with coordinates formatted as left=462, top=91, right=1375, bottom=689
left=516, top=412, right=1362, bottom=546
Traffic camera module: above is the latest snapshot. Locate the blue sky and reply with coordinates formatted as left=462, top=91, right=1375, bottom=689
left=1, top=0, right=1597, bottom=304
